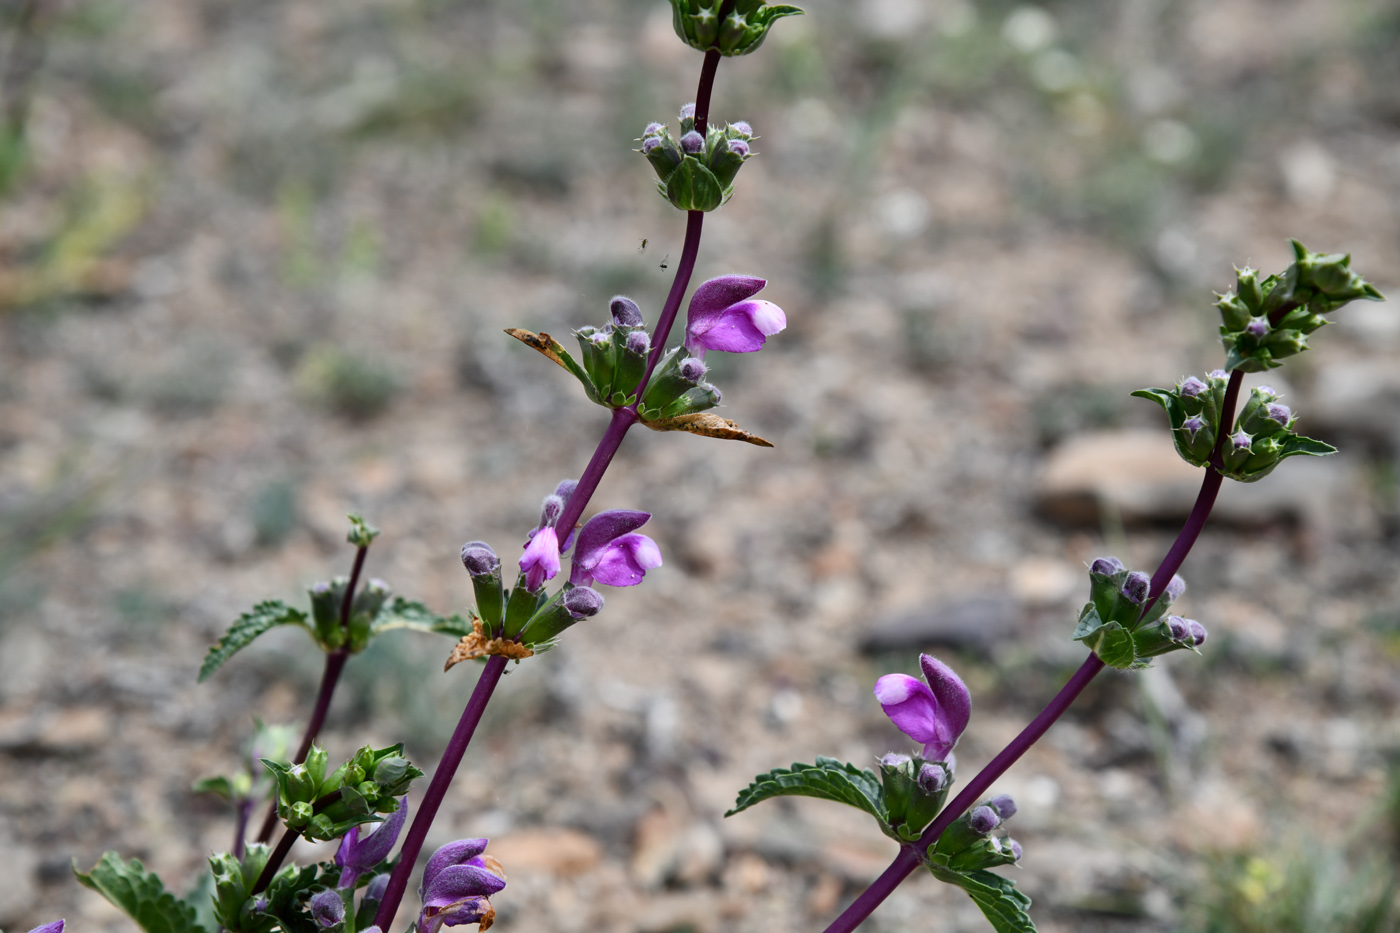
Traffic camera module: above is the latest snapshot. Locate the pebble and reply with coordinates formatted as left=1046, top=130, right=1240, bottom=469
left=859, top=595, right=1023, bottom=657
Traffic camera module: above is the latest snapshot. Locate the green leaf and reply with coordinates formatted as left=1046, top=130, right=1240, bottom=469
left=73, top=853, right=212, bottom=933
left=198, top=601, right=310, bottom=682
left=1071, top=604, right=1105, bottom=641
left=665, top=158, right=724, bottom=211
left=726, top=757, right=887, bottom=824
left=1278, top=434, right=1337, bottom=459
left=929, top=863, right=1037, bottom=933
left=369, top=596, right=475, bottom=638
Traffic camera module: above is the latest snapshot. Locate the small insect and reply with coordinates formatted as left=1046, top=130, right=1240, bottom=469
left=659, top=253, right=670, bottom=270
left=638, top=238, right=648, bottom=253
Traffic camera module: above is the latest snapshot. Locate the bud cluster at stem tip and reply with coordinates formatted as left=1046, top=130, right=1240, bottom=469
left=1072, top=558, right=1205, bottom=670
left=664, top=0, right=804, bottom=57
left=641, top=106, right=758, bottom=212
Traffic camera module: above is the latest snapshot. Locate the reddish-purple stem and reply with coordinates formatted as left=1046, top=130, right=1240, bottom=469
left=372, top=654, right=510, bottom=931
left=371, top=45, right=730, bottom=929
left=253, top=544, right=368, bottom=844
left=822, top=371, right=1246, bottom=932
left=251, top=826, right=300, bottom=895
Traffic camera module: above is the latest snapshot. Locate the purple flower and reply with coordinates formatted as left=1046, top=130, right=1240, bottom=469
left=683, top=275, right=787, bottom=360
left=336, top=797, right=409, bottom=888
left=418, top=839, right=507, bottom=933
left=873, top=653, right=972, bottom=763
left=310, top=890, right=345, bottom=928
left=569, top=510, right=662, bottom=588
left=519, top=526, right=560, bottom=592
left=26, top=923, right=64, bottom=933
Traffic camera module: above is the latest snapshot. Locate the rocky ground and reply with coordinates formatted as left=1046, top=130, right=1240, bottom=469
left=2, top=1, right=1400, bottom=931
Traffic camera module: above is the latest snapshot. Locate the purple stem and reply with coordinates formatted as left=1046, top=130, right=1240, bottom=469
left=252, top=826, right=300, bottom=895
left=232, top=797, right=253, bottom=860
left=253, top=544, right=368, bottom=845
left=821, top=372, right=1246, bottom=933
left=370, top=44, right=731, bottom=930
left=372, top=654, right=510, bottom=931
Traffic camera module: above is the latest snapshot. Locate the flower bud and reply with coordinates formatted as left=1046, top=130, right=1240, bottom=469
left=969, top=805, right=1000, bottom=834
left=727, top=139, right=750, bottom=157
left=1178, top=376, right=1207, bottom=398
left=563, top=585, right=604, bottom=619
left=989, top=794, right=1017, bottom=819
left=1266, top=403, right=1291, bottom=426
left=1181, top=415, right=1205, bottom=438
left=1167, top=615, right=1189, bottom=641
left=678, top=356, right=707, bottom=383
left=462, top=537, right=501, bottom=574
left=1209, top=369, right=1228, bottom=380
left=1231, top=430, right=1252, bottom=451
left=1245, top=317, right=1269, bottom=337
left=729, top=120, right=753, bottom=137
left=366, top=873, right=390, bottom=901
left=917, top=763, right=948, bottom=794
left=610, top=296, right=644, bottom=328
left=880, top=753, right=912, bottom=769
left=310, top=890, right=345, bottom=928
left=1187, top=618, right=1207, bottom=646
left=1121, top=571, right=1150, bottom=605
left=1089, top=556, right=1124, bottom=576
left=539, top=494, right=564, bottom=528
left=642, top=122, right=664, bottom=138
left=679, top=102, right=695, bottom=122
left=624, top=330, right=650, bottom=355
left=1007, top=838, right=1024, bottom=861
left=680, top=130, right=704, bottom=154
left=1164, top=574, right=1186, bottom=603
left=642, top=136, right=662, bottom=154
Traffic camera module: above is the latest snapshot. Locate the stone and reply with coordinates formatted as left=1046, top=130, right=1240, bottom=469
left=489, top=828, right=603, bottom=878
left=859, top=595, right=1023, bottom=657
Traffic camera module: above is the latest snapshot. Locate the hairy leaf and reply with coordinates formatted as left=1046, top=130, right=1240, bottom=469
left=726, top=757, right=886, bottom=823
left=929, top=863, right=1037, bottom=933
left=369, top=596, right=475, bottom=638
left=198, top=601, right=310, bottom=682
left=73, top=853, right=211, bottom=933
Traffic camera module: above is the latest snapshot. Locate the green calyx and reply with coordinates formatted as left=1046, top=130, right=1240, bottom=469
left=1072, top=562, right=1192, bottom=670
left=879, top=756, right=953, bottom=842
left=1216, top=240, right=1383, bottom=373
left=637, top=347, right=723, bottom=421
left=666, top=0, right=803, bottom=56
left=1132, top=378, right=1336, bottom=482
left=641, top=120, right=756, bottom=211
left=263, top=744, right=422, bottom=842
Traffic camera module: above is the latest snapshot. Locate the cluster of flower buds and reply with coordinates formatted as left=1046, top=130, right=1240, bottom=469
left=573, top=296, right=656, bottom=408
left=262, top=743, right=422, bottom=842
left=308, top=575, right=391, bottom=653
left=926, top=796, right=1022, bottom=873
left=1133, top=375, right=1335, bottom=482
left=460, top=482, right=661, bottom=651
left=1215, top=240, right=1382, bottom=373
left=1072, top=558, right=1205, bottom=669
left=665, top=0, right=803, bottom=56
left=641, top=105, right=756, bottom=211
left=879, top=753, right=953, bottom=841
left=417, top=839, right=507, bottom=933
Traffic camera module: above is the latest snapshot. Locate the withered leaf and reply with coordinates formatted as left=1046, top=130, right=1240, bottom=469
left=642, top=412, right=774, bottom=447
left=504, top=328, right=570, bottom=371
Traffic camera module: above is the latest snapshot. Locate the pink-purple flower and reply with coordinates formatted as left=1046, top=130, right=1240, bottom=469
left=683, top=274, right=786, bottom=360
left=335, top=796, right=408, bottom=888
left=873, top=653, right=972, bottom=763
left=417, top=839, right=507, bottom=933
left=569, top=510, right=662, bottom=588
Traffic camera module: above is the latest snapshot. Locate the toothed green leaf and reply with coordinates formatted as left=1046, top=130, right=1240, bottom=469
left=726, top=757, right=887, bottom=823
left=198, top=601, right=310, bottom=682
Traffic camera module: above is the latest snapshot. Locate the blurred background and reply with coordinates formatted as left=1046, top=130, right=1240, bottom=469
left=2, top=0, right=1400, bottom=930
